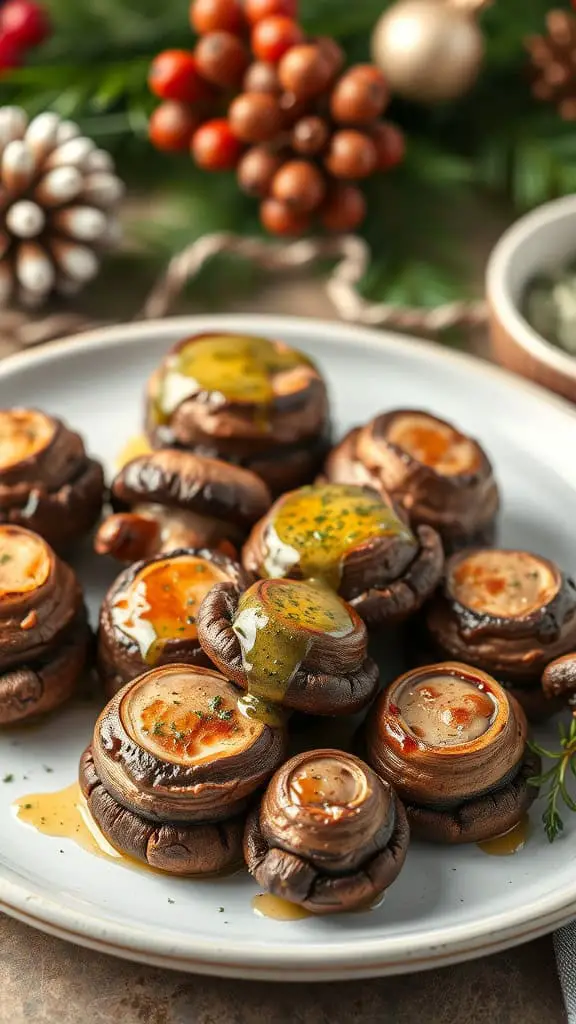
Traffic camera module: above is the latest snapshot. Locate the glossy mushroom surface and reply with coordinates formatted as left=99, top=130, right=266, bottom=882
left=325, top=410, right=499, bottom=554
left=0, top=408, right=104, bottom=550
left=144, top=334, right=331, bottom=495
left=197, top=576, right=379, bottom=720
left=426, top=547, right=576, bottom=719
left=244, top=749, right=409, bottom=914
left=98, top=547, right=251, bottom=697
left=0, top=524, right=89, bottom=723
left=95, top=448, right=271, bottom=563
left=242, top=482, right=444, bottom=625
left=366, top=662, right=539, bottom=843
left=92, top=664, right=288, bottom=824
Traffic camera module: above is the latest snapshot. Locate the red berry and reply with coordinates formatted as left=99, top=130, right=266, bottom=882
left=260, top=197, right=310, bottom=235
left=0, top=34, right=22, bottom=69
left=148, top=50, right=211, bottom=104
left=245, top=0, right=297, bottom=23
left=191, top=118, right=243, bottom=169
left=195, top=31, right=249, bottom=87
left=0, top=0, right=50, bottom=49
left=149, top=102, right=200, bottom=152
left=371, top=121, right=406, bottom=170
left=251, top=16, right=303, bottom=63
left=189, top=0, right=244, bottom=35
left=321, top=184, right=366, bottom=232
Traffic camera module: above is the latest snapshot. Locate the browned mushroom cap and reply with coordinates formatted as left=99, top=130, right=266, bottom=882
left=243, top=749, right=409, bottom=914
left=92, top=663, right=287, bottom=824
left=98, top=547, right=251, bottom=698
left=542, top=652, right=576, bottom=700
left=426, top=548, right=576, bottom=688
left=326, top=411, right=499, bottom=554
left=197, top=577, right=379, bottom=719
left=0, top=408, right=104, bottom=549
left=80, top=745, right=244, bottom=875
left=366, top=661, right=538, bottom=843
left=242, top=482, right=443, bottom=624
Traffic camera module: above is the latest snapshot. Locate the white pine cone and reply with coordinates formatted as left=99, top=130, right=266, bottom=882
left=0, top=107, right=125, bottom=307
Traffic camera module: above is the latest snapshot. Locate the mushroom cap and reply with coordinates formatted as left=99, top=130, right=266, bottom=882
left=110, top=448, right=271, bottom=530
left=196, top=577, right=379, bottom=717
left=244, top=749, right=409, bottom=913
left=0, top=408, right=104, bottom=548
left=98, top=547, right=250, bottom=696
left=92, top=663, right=288, bottom=823
left=426, top=548, right=576, bottom=681
left=80, top=746, right=244, bottom=875
left=366, top=661, right=528, bottom=807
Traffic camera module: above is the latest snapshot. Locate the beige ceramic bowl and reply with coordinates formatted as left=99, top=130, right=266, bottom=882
left=487, top=193, right=576, bottom=402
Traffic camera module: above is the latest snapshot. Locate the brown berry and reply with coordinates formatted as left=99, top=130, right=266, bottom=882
left=279, top=90, right=309, bottom=126
left=229, top=91, right=283, bottom=142
left=271, top=159, right=325, bottom=213
left=191, top=118, right=243, bottom=169
left=245, top=0, right=297, bottom=23
left=195, top=31, right=249, bottom=87
left=261, top=197, right=310, bottom=235
left=371, top=121, right=406, bottom=170
left=238, top=146, right=282, bottom=196
left=277, top=43, right=331, bottom=99
left=331, top=65, right=389, bottom=125
left=325, top=130, right=377, bottom=179
left=291, top=115, right=329, bottom=155
left=243, top=60, right=280, bottom=94
left=149, top=102, right=200, bottom=152
left=317, top=37, right=345, bottom=79
left=251, top=16, right=303, bottom=63
left=190, top=0, right=244, bottom=35
left=321, top=183, right=366, bottom=232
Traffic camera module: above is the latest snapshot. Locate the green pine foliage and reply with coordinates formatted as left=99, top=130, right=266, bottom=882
left=2, top=0, right=574, bottom=306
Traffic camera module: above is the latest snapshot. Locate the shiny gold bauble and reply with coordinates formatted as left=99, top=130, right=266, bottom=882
left=371, top=0, right=485, bottom=103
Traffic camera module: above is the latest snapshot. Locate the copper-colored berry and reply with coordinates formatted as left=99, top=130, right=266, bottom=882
left=331, top=65, right=389, bottom=125
left=277, top=43, right=332, bottom=99
left=189, top=0, right=244, bottom=35
left=291, top=115, right=329, bottom=155
left=325, top=129, right=377, bottom=179
left=279, top=90, right=309, bottom=127
left=245, top=0, right=297, bottom=23
left=317, top=37, right=345, bottom=78
left=195, top=31, right=249, bottom=87
left=149, top=102, right=200, bottom=152
left=237, top=146, right=282, bottom=196
left=243, top=60, right=281, bottom=94
left=371, top=121, right=406, bottom=170
left=261, top=197, right=310, bottom=235
left=271, top=159, right=326, bottom=213
left=228, top=91, right=283, bottom=142
left=321, top=183, right=366, bottom=232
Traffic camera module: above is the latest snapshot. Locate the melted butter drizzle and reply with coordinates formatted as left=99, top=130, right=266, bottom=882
left=232, top=578, right=354, bottom=726
left=251, top=891, right=385, bottom=920
left=154, top=334, right=311, bottom=428
left=263, top=484, right=415, bottom=589
left=478, top=815, right=531, bottom=856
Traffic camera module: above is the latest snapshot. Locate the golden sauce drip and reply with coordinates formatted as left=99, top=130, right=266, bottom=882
left=233, top=578, right=353, bottom=724
left=451, top=551, right=556, bottom=618
left=155, top=335, right=312, bottom=427
left=252, top=894, right=312, bottom=920
left=115, top=434, right=152, bottom=469
left=478, top=815, right=531, bottom=856
left=262, top=483, right=415, bottom=589
left=111, top=556, right=227, bottom=666
left=15, top=783, right=125, bottom=863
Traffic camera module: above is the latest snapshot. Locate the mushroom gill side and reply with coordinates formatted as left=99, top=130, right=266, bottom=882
left=244, top=749, right=409, bottom=913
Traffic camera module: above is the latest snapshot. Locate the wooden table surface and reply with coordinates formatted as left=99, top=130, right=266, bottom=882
left=0, top=270, right=568, bottom=1024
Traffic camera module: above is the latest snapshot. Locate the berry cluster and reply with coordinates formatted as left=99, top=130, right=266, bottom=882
left=148, top=0, right=405, bottom=235
left=0, top=0, right=50, bottom=71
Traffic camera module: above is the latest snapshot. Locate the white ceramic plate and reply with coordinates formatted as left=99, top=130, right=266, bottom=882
left=0, top=314, right=575, bottom=982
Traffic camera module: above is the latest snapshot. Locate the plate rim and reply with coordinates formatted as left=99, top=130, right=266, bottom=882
left=1, top=311, right=576, bottom=980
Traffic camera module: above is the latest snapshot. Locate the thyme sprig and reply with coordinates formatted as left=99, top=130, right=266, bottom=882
left=528, top=711, right=576, bottom=843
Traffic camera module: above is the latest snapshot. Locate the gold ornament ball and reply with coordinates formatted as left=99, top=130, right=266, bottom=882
left=371, top=0, right=485, bottom=103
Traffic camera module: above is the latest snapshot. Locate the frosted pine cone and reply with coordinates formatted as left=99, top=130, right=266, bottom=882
left=0, top=107, right=124, bottom=306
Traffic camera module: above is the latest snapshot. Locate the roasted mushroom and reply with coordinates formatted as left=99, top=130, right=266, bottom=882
left=144, top=333, right=331, bottom=495
left=0, top=407, right=104, bottom=550
left=425, top=547, right=576, bottom=720
left=0, top=524, right=89, bottom=724
left=95, top=448, right=271, bottom=563
left=244, top=749, right=409, bottom=914
left=80, top=663, right=287, bottom=874
left=366, top=661, right=539, bottom=844
left=197, top=576, right=380, bottom=720
left=325, top=410, right=499, bottom=554
left=98, top=547, right=251, bottom=698
left=242, top=482, right=444, bottom=625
